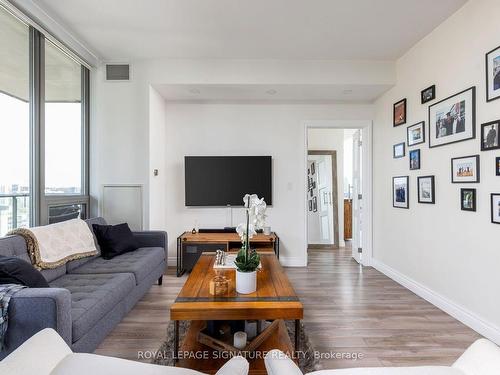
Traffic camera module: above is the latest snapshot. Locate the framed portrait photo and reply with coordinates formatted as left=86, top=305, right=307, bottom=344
left=486, top=45, right=500, bottom=102
left=393, top=176, right=409, bottom=209
left=496, top=157, right=500, bottom=176
left=409, top=149, right=421, bottom=170
left=417, top=176, right=435, bottom=204
left=460, top=188, right=476, bottom=212
left=428, top=87, right=476, bottom=148
left=480, top=120, right=500, bottom=151
left=393, top=98, right=407, bottom=127
left=421, top=85, right=436, bottom=104
left=407, top=121, right=425, bottom=146
left=393, top=142, right=405, bottom=158
left=451, top=155, right=480, bottom=183
left=491, top=193, right=500, bottom=224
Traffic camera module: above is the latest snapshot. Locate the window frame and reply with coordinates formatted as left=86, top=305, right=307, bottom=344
left=1, top=3, right=91, bottom=229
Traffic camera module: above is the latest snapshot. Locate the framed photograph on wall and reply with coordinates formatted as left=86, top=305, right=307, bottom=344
left=496, top=157, right=500, bottom=176
left=480, top=120, right=500, bottom=151
left=409, top=149, right=421, bottom=170
left=491, top=193, right=500, bottom=224
left=428, top=87, right=476, bottom=148
left=393, top=176, right=409, bottom=209
left=312, top=196, right=317, bottom=212
left=451, top=155, right=480, bottom=183
left=407, top=121, right=425, bottom=146
left=393, top=98, right=407, bottom=126
left=421, top=85, right=436, bottom=104
left=486, top=45, right=500, bottom=102
left=417, top=176, right=435, bottom=204
left=393, top=142, right=405, bottom=158
left=461, top=188, right=476, bottom=212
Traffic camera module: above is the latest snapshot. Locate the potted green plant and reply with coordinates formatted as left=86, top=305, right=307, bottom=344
left=235, top=194, right=267, bottom=294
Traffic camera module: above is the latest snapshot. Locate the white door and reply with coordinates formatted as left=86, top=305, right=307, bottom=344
left=352, top=131, right=362, bottom=263
left=307, top=155, right=334, bottom=245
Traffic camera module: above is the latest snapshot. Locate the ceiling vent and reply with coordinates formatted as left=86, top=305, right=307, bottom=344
left=105, top=64, right=130, bottom=81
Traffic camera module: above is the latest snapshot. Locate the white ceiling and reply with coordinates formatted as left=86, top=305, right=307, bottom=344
left=153, top=83, right=391, bottom=103
left=32, top=0, right=467, bottom=61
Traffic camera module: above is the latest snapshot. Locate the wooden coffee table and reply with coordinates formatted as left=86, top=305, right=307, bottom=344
left=170, top=252, right=304, bottom=374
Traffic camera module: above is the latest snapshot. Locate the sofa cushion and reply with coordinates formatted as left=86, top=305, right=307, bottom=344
left=92, top=223, right=139, bottom=260
left=0, top=256, right=49, bottom=287
left=50, top=273, right=135, bottom=342
left=68, top=247, right=165, bottom=285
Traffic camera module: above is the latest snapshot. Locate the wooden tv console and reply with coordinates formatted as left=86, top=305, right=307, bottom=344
left=176, top=231, right=280, bottom=277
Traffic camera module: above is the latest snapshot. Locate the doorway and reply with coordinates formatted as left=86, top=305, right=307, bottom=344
left=307, top=151, right=339, bottom=248
left=305, top=121, right=372, bottom=266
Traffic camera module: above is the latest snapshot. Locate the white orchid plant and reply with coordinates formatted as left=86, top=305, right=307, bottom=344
left=234, top=194, right=267, bottom=272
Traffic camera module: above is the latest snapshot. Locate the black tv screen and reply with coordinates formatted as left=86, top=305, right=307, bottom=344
left=185, top=156, right=272, bottom=206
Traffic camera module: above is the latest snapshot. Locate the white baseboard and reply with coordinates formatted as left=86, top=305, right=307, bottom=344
left=279, top=256, right=307, bottom=267
left=371, top=258, right=500, bottom=345
left=168, top=256, right=177, bottom=266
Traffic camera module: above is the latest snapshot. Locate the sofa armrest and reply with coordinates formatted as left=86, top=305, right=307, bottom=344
left=133, top=231, right=168, bottom=262
left=453, top=338, right=500, bottom=375
left=215, top=355, right=249, bottom=375
left=2, top=288, right=72, bottom=357
left=1, top=328, right=72, bottom=375
left=264, top=349, right=303, bottom=375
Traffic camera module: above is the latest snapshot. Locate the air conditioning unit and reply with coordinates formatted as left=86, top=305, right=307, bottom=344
left=105, top=64, right=130, bottom=81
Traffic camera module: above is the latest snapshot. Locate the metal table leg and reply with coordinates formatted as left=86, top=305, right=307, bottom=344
left=174, top=320, right=179, bottom=364
left=295, top=319, right=300, bottom=351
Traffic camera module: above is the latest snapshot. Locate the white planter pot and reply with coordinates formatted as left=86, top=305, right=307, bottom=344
left=236, top=269, right=257, bottom=294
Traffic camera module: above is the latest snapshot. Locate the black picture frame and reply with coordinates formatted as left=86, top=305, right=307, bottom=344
left=409, top=149, right=421, bottom=170
left=428, top=86, right=476, bottom=148
left=393, top=98, right=407, bottom=127
left=496, top=157, right=500, bottom=176
left=312, top=196, right=317, bottom=212
left=392, top=176, right=409, bottom=209
left=417, top=176, right=435, bottom=204
left=393, top=142, right=405, bottom=158
left=421, top=85, right=436, bottom=104
left=451, top=155, right=480, bottom=183
left=480, top=120, right=500, bottom=151
left=407, top=121, right=425, bottom=146
left=461, top=188, right=476, bottom=212
left=486, top=45, right=500, bottom=102
left=491, top=193, right=500, bottom=224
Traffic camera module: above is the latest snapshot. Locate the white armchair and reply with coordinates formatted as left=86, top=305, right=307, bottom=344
left=0, top=328, right=249, bottom=375
left=264, top=339, right=500, bottom=375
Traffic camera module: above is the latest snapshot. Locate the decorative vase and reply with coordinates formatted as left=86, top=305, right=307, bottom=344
left=236, top=269, right=257, bottom=294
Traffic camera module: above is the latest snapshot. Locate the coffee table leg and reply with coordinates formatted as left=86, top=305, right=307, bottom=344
left=174, top=320, right=179, bottom=364
left=295, top=319, right=300, bottom=351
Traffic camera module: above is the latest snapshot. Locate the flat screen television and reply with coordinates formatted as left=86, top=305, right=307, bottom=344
left=185, top=156, right=272, bottom=206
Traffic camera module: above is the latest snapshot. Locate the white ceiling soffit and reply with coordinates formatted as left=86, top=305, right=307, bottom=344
left=153, top=84, right=392, bottom=103
left=31, top=0, right=467, bottom=61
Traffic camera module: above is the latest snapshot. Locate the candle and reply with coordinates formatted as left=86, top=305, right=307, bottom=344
left=233, top=331, right=247, bottom=349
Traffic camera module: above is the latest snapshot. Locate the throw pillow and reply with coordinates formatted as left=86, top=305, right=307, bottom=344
left=0, top=256, right=49, bottom=287
left=92, top=223, right=139, bottom=260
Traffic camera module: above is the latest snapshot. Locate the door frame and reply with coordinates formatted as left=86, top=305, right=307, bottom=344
left=304, top=120, right=373, bottom=267
left=307, top=150, right=339, bottom=249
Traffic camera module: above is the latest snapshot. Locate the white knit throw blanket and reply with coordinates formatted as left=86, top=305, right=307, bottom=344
left=9, top=219, right=98, bottom=270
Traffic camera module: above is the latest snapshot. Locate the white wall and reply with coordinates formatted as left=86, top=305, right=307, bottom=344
left=373, top=0, right=500, bottom=342
left=163, top=103, right=373, bottom=265
left=149, top=86, right=167, bottom=229
left=307, top=128, right=345, bottom=246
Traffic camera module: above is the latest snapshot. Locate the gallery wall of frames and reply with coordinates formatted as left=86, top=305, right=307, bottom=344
left=390, top=44, right=500, bottom=225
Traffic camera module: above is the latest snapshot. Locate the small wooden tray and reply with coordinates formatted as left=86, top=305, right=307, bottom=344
left=197, top=319, right=280, bottom=355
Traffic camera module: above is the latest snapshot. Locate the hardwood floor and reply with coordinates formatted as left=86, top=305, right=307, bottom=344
left=95, top=248, right=481, bottom=370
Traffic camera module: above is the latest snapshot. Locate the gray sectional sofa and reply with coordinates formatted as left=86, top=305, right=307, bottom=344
left=0, top=217, right=168, bottom=359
